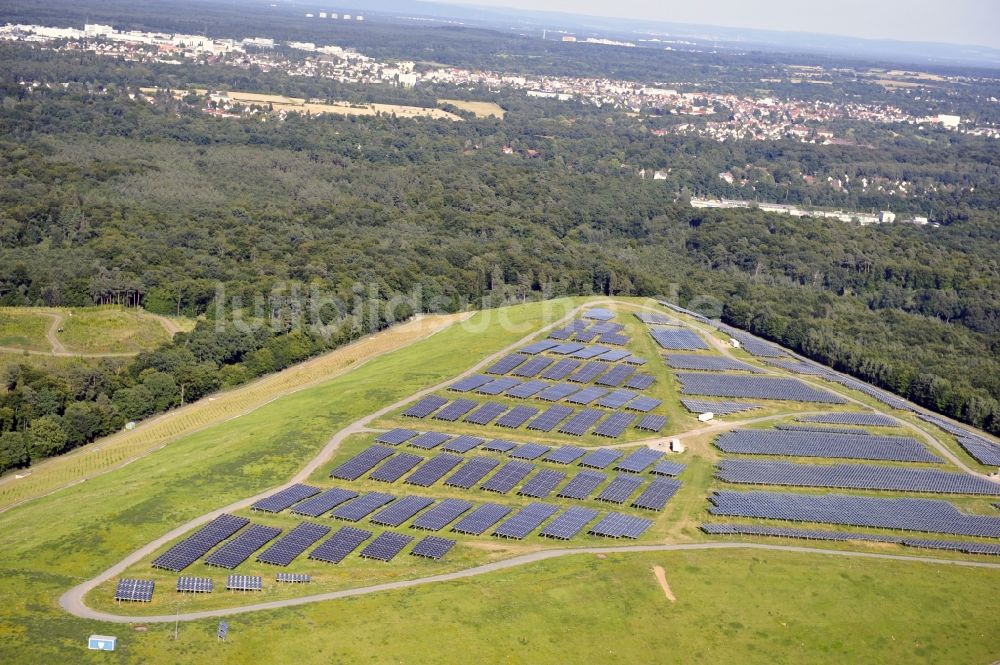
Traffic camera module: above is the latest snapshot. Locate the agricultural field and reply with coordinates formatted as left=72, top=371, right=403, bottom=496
left=438, top=99, right=506, bottom=118
left=1, top=297, right=998, bottom=664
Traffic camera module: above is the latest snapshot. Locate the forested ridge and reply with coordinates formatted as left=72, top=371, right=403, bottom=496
left=0, top=39, right=998, bottom=475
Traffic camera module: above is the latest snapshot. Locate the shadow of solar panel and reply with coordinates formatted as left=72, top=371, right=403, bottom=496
left=649, top=328, right=710, bottom=350
left=540, top=359, right=581, bottom=380
left=251, top=484, right=321, bottom=513
left=485, top=353, right=530, bottom=375
left=152, top=514, right=249, bottom=572
left=411, top=498, right=473, bottom=531
left=708, top=490, right=1000, bottom=538
left=226, top=575, right=262, bottom=591
left=309, top=526, right=372, bottom=564
left=448, top=374, right=493, bottom=392
left=635, top=414, right=668, bottom=432
left=205, top=524, right=282, bottom=569
left=375, top=428, right=419, bottom=445
left=540, top=507, right=599, bottom=539
left=542, top=445, right=586, bottom=464
left=407, top=431, right=452, bottom=449
left=651, top=461, right=686, bottom=477
left=115, top=579, right=154, bottom=602
left=535, top=383, right=579, bottom=401
left=370, top=496, right=435, bottom=526
left=506, top=380, right=550, bottom=399
left=799, top=413, right=898, bottom=427
left=433, top=399, right=478, bottom=422
left=595, top=365, right=636, bottom=387
left=616, top=447, right=663, bottom=473
left=588, top=512, right=653, bottom=538
left=177, top=576, right=213, bottom=593
left=452, top=503, right=512, bottom=535
left=557, top=471, right=607, bottom=499
left=595, top=389, right=638, bottom=409
left=664, top=354, right=763, bottom=373
left=494, top=405, right=538, bottom=428
left=360, top=532, right=414, bottom=562
left=716, top=459, right=1000, bottom=495
left=593, top=412, right=636, bottom=438
left=445, top=457, right=500, bottom=489
left=477, top=377, right=522, bottom=395
left=625, top=396, right=662, bottom=412
left=442, top=434, right=486, bottom=452
left=565, top=386, right=609, bottom=405
left=404, top=453, right=463, bottom=487
left=257, top=522, right=330, bottom=566
left=480, top=460, right=534, bottom=493
left=520, top=340, right=561, bottom=354
left=596, top=474, right=644, bottom=503
left=509, top=442, right=550, bottom=460
left=369, top=453, right=423, bottom=483
left=624, top=374, right=655, bottom=390
left=518, top=469, right=566, bottom=498
left=677, top=373, right=846, bottom=403
left=527, top=405, right=573, bottom=432
left=330, top=445, right=394, bottom=480
left=549, top=342, right=585, bottom=355
left=568, top=361, right=609, bottom=383
left=410, top=535, right=456, bottom=560
left=481, top=438, right=519, bottom=452
left=578, top=448, right=622, bottom=469
left=632, top=478, right=681, bottom=511
left=402, top=395, right=448, bottom=418
left=493, top=503, right=559, bottom=539
left=511, top=356, right=554, bottom=378
left=291, top=488, right=359, bottom=517
left=331, top=492, right=396, bottom=521
left=559, top=408, right=604, bottom=436
left=714, top=429, right=942, bottom=463
left=681, top=399, right=760, bottom=415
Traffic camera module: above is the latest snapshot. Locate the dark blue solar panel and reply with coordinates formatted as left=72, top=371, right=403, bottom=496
left=572, top=345, right=614, bottom=360
left=477, top=377, right=523, bottom=395
left=635, top=414, right=668, bottom=432
left=565, top=387, right=610, bottom=405
left=480, top=460, right=534, bottom=493
left=578, top=448, right=623, bottom=469
left=411, top=498, right=473, bottom=531
left=506, top=380, right=550, bottom=399
left=593, top=412, right=636, bottom=438
left=583, top=308, right=614, bottom=320
left=632, top=478, right=681, bottom=511
left=495, top=405, right=538, bottom=428
left=407, top=431, right=452, bottom=449
left=714, top=429, right=941, bottom=463
left=624, top=374, right=655, bottom=390
left=625, top=396, right=662, bottom=412
left=445, top=457, right=500, bottom=489
left=596, top=474, right=644, bottom=503
left=251, top=484, right=321, bottom=513
left=589, top=512, right=653, bottom=538
left=330, top=492, right=395, bottom=522
left=649, top=328, right=709, bottom=350
left=449, top=374, right=494, bottom=392
left=511, top=356, right=554, bottom=378
left=595, top=365, right=636, bottom=387
left=410, top=536, right=457, bottom=560
left=664, top=354, right=763, bottom=372
left=540, top=359, right=581, bottom=380
left=568, top=361, right=609, bottom=383
left=205, top=524, right=281, bottom=569
left=481, top=439, right=519, bottom=453
left=681, top=399, right=761, bottom=415
left=616, top=447, right=663, bottom=473
left=557, top=470, right=607, bottom=499
left=330, top=445, right=395, bottom=480
left=360, top=532, right=413, bottom=562
left=257, top=522, right=330, bottom=566
left=543, top=445, right=586, bottom=464
left=509, top=443, right=550, bottom=460
left=517, top=469, right=566, bottom=498
left=309, top=526, right=371, bottom=564
left=404, top=453, right=463, bottom=487
left=651, top=461, right=686, bottom=477
left=677, top=373, right=845, bottom=404
left=559, top=409, right=604, bottom=436
left=433, top=399, right=478, bottom=422
left=464, top=403, right=508, bottom=425
left=485, top=353, right=530, bottom=375
left=370, top=496, right=435, bottom=527
left=403, top=395, right=448, bottom=418
left=375, top=428, right=419, bottom=445
left=535, top=383, right=580, bottom=401
left=527, top=405, right=574, bottom=432
left=493, top=503, right=559, bottom=539
left=539, top=507, right=599, bottom=539
left=549, top=342, right=585, bottom=355
left=452, top=503, right=512, bottom=535
left=520, top=340, right=561, bottom=354
left=799, top=413, right=898, bottom=427
left=594, top=389, right=638, bottom=409
left=370, top=453, right=423, bottom=483
left=441, top=434, right=486, bottom=452
left=291, top=488, right=359, bottom=517
left=596, top=349, right=631, bottom=362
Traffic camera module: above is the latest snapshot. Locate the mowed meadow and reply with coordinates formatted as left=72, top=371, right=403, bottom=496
left=0, top=297, right=997, bottom=664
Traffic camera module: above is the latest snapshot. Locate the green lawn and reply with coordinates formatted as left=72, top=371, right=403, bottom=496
left=0, top=308, right=52, bottom=350
left=1, top=296, right=997, bottom=664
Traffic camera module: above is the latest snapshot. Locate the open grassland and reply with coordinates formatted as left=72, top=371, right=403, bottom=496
left=0, top=308, right=51, bottom=350
left=438, top=99, right=506, bottom=118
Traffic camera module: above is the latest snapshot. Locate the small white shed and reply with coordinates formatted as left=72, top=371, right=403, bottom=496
left=669, top=438, right=685, bottom=453
left=88, top=635, right=117, bottom=651
left=698, top=412, right=714, bottom=422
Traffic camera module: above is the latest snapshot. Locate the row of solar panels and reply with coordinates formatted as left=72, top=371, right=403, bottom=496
left=714, top=429, right=941, bottom=464
left=483, top=354, right=648, bottom=386
left=451, top=372, right=655, bottom=402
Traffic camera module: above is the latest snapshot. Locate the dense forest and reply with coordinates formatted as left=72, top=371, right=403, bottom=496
left=0, top=26, right=998, bottom=474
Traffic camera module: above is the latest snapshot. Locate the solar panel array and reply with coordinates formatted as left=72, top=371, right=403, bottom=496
left=402, top=395, right=447, bottom=418
left=509, top=442, right=550, bottom=460
left=331, top=492, right=396, bottom=521
left=634, top=312, right=678, bottom=325
left=442, top=434, right=486, bottom=452
left=405, top=453, right=462, bottom=486
left=463, top=402, right=509, bottom=425
left=495, top=405, right=539, bottom=428
left=258, top=522, right=330, bottom=566
left=596, top=365, right=636, bottom=387
left=708, top=490, right=1000, bottom=538
left=536, top=384, right=579, bottom=401
left=412, top=498, right=473, bottom=531
left=433, top=399, right=478, bottom=422
left=597, top=475, right=644, bottom=504
left=494, top=503, right=559, bottom=539
left=376, top=428, right=419, bottom=445
left=616, top=447, right=663, bottom=473
left=588, top=512, right=653, bottom=538
left=481, top=461, right=534, bottom=493
left=518, top=469, right=566, bottom=498
left=714, top=429, right=941, bottom=463
left=651, top=461, right=686, bottom=476
left=485, top=353, right=529, bottom=375
left=152, top=514, right=249, bottom=572
left=775, top=424, right=869, bottom=436
left=407, top=431, right=451, bottom=449
left=579, top=448, right=623, bottom=469
left=360, top=532, right=414, bottom=561
left=557, top=471, right=607, bottom=499
left=310, top=526, right=372, bottom=564
left=625, top=396, right=662, bottom=412
left=663, top=354, right=763, bottom=373
left=583, top=308, right=615, bottom=321
left=520, top=340, right=561, bottom=354
left=677, top=373, right=846, bottom=403
left=681, top=399, right=761, bottom=415
left=370, top=496, right=435, bottom=527
left=569, top=361, right=609, bottom=383
left=511, top=356, right=553, bottom=378
left=477, top=377, right=521, bottom=395
left=649, top=328, right=710, bottom=350
left=291, top=488, right=358, bottom=517
left=716, top=459, right=1000, bottom=495
left=452, top=503, right=512, bottom=535
left=565, top=386, right=609, bottom=405
left=115, top=578, right=154, bottom=602
left=798, top=413, right=897, bottom=427
left=632, top=478, right=681, bottom=511
left=595, top=389, right=638, bottom=409
left=205, top=524, right=282, bottom=569
left=445, top=457, right=500, bottom=489
left=177, top=576, right=213, bottom=593
left=370, top=453, right=423, bottom=483
left=540, top=507, right=600, bottom=539
left=251, top=484, right=320, bottom=513
left=226, top=575, right=262, bottom=591
left=449, top=374, right=494, bottom=392
left=635, top=414, right=668, bottom=432
left=593, top=412, right=636, bottom=438
left=276, top=573, right=311, bottom=583
left=559, top=409, right=604, bottom=436
left=541, top=358, right=581, bottom=380
left=625, top=374, right=655, bottom=390
left=506, top=380, right=548, bottom=399
left=527, top=405, right=573, bottom=432
left=330, top=445, right=395, bottom=480
left=481, top=439, right=518, bottom=453
left=543, top=445, right=586, bottom=464
left=410, top=535, right=457, bottom=560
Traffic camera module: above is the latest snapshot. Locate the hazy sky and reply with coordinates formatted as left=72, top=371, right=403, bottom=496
left=446, top=0, right=1000, bottom=49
